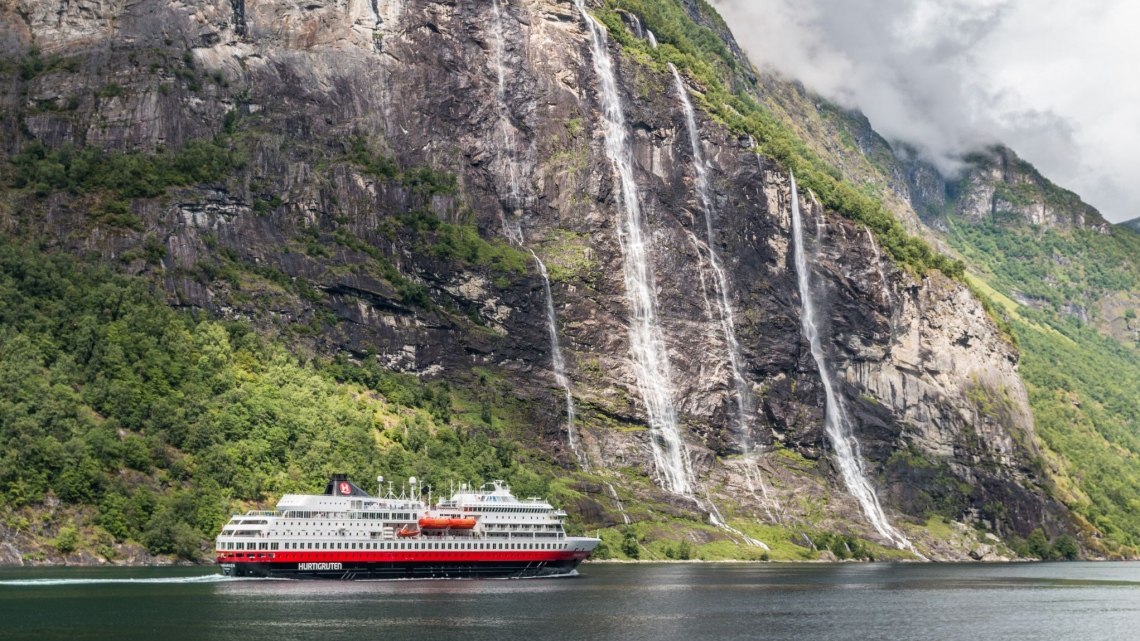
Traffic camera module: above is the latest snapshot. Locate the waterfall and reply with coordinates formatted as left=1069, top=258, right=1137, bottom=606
left=789, top=173, right=916, bottom=552
left=865, top=228, right=893, bottom=306
left=489, top=2, right=575, bottom=460
left=605, top=482, right=630, bottom=525
left=706, top=493, right=769, bottom=550
left=671, top=65, right=775, bottom=519
left=490, top=0, right=523, bottom=245
left=574, top=0, right=693, bottom=495
left=647, top=30, right=658, bottom=49
left=532, top=250, right=584, bottom=468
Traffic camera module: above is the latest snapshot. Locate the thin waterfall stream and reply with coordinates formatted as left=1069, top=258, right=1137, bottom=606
left=605, top=482, right=630, bottom=525
left=488, top=2, right=578, bottom=463
left=574, top=0, right=693, bottom=496
left=490, top=0, right=523, bottom=245
left=789, top=172, right=917, bottom=553
left=865, top=228, right=893, bottom=307
left=671, top=65, right=776, bottom=521
left=531, top=250, right=584, bottom=467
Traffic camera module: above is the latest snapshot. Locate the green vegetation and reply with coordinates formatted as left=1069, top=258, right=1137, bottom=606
left=380, top=209, right=530, bottom=275
left=595, top=0, right=964, bottom=279
left=347, top=139, right=529, bottom=275
left=808, top=531, right=875, bottom=561
left=11, top=139, right=243, bottom=199
left=345, top=137, right=457, bottom=197
left=0, top=241, right=549, bottom=560
left=936, top=177, right=1140, bottom=554
left=948, top=218, right=1140, bottom=312
left=1007, top=527, right=1080, bottom=561
left=15, top=48, right=83, bottom=80
left=1015, top=314, right=1140, bottom=554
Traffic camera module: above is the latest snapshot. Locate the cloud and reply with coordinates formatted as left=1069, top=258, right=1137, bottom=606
left=711, top=0, right=1140, bottom=222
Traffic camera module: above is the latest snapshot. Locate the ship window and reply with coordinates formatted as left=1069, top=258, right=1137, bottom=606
left=270, top=543, right=279, bottom=550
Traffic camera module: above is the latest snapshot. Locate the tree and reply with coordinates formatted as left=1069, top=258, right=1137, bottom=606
left=1026, top=528, right=1051, bottom=559
left=676, top=539, right=692, bottom=560
left=621, top=531, right=640, bottom=559
left=53, top=526, right=80, bottom=556
left=1053, top=534, right=1080, bottom=560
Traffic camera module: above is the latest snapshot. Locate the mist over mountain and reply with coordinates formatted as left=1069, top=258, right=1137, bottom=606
left=711, top=0, right=1140, bottom=222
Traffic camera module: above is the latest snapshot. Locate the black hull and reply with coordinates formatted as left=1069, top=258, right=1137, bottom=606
left=220, top=558, right=583, bottom=580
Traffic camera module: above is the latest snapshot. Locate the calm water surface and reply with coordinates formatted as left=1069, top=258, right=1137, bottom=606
left=1, top=562, right=1138, bottom=640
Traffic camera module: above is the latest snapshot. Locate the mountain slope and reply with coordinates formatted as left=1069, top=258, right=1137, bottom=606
left=0, top=0, right=1097, bottom=562
left=727, top=35, right=1140, bottom=555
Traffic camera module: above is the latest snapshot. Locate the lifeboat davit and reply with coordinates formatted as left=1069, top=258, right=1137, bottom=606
left=447, top=518, right=476, bottom=529
left=418, top=517, right=451, bottom=529
left=396, top=526, right=419, bottom=538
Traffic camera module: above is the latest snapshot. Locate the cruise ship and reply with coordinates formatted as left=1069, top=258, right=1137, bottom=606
left=215, top=474, right=599, bottom=579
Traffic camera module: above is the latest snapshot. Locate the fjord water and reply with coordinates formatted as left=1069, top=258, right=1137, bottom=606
left=2, top=563, right=1138, bottom=640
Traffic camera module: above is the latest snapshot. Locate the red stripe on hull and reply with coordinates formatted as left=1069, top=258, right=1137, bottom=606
left=216, top=551, right=590, bottom=563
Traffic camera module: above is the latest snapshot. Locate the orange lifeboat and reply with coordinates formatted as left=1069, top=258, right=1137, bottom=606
left=397, top=526, right=419, bottom=538
left=418, top=517, right=451, bottom=529
left=447, top=518, right=476, bottom=529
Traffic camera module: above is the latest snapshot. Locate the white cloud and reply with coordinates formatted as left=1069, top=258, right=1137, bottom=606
left=711, top=0, right=1140, bottom=222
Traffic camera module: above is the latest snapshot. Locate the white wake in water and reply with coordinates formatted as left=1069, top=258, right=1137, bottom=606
left=789, top=172, right=918, bottom=555
left=574, top=0, right=693, bottom=495
left=0, top=574, right=258, bottom=586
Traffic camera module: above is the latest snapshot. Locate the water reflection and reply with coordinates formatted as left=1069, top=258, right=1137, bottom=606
left=1, top=563, right=1138, bottom=641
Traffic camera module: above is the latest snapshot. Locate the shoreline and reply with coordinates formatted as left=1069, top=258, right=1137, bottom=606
left=4, top=556, right=1120, bottom=569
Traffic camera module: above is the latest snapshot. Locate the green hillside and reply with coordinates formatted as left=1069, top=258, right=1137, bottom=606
left=941, top=205, right=1140, bottom=554
left=0, top=241, right=553, bottom=560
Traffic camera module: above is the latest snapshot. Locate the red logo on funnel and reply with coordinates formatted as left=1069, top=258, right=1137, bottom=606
left=339, top=482, right=351, bottom=495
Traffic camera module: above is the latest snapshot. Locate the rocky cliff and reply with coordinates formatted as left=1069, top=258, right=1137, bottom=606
left=0, top=0, right=1075, bottom=559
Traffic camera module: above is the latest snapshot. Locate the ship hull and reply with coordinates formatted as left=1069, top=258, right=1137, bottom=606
left=219, top=558, right=583, bottom=580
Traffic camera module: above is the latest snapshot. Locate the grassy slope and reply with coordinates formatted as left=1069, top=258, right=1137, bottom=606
left=0, top=241, right=560, bottom=560
left=946, top=220, right=1140, bottom=555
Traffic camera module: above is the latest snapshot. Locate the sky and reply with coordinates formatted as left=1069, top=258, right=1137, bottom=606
left=711, top=0, right=1140, bottom=222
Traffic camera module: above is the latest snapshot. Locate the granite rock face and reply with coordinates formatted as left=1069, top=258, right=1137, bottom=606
left=0, top=0, right=1071, bottom=552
